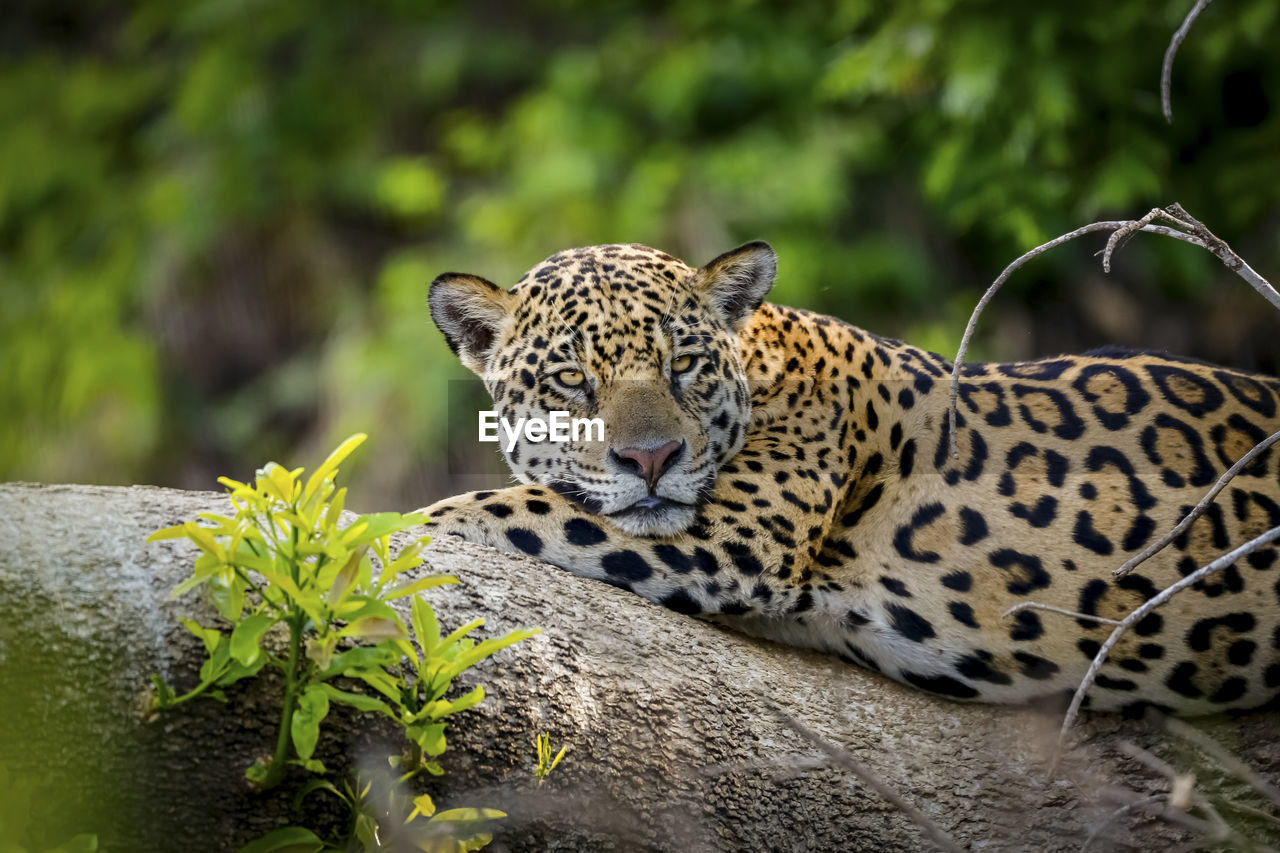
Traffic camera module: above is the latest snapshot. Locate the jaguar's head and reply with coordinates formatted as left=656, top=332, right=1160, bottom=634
left=429, top=241, right=776, bottom=536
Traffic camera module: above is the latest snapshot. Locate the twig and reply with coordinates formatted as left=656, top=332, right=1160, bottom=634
left=1164, top=203, right=1280, bottom=310
left=1002, top=601, right=1122, bottom=626
left=1117, top=742, right=1235, bottom=842
left=1095, top=783, right=1218, bottom=837
left=1162, top=0, right=1214, bottom=123
left=1059, top=524, right=1280, bottom=745
left=1101, top=206, right=1196, bottom=272
left=1162, top=716, right=1280, bottom=811
left=950, top=204, right=1280, bottom=457
left=1080, top=794, right=1166, bottom=853
left=1114, top=427, right=1280, bottom=578
left=1217, top=799, right=1280, bottom=831
left=1118, top=742, right=1206, bottom=813
left=767, top=704, right=967, bottom=853
left=947, top=219, right=1205, bottom=456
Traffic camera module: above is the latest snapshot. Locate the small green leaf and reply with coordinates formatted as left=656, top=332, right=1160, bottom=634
left=206, top=572, right=244, bottom=621
left=341, top=512, right=418, bottom=547
left=431, top=807, right=506, bottom=822
left=442, top=685, right=485, bottom=716
left=170, top=572, right=210, bottom=598
left=335, top=596, right=400, bottom=622
left=449, top=628, right=540, bottom=673
left=326, top=545, right=367, bottom=605
left=287, top=758, right=327, bottom=774
left=459, top=833, right=495, bottom=852
left=305, top=636, right=337, bottom=671
left=294, top=777, right=345, bottom=808
left=199, top=637, right=231, bottom=684
left=291, top=685, right=330, bottom=761
left=260, top=462, right=301, bottom=504
left=317, top=683, right=396, bottom=717
left=184, top=523, right=226, bottom=559
left=217, top=653, right=267, bottom=688
left=148, top=674, right=177, bottom=710
left=148, top=523, right=192, bottom=542
left=338, top=616, right=406, bottom=642
left=411, top=595, right=440, bottom=655
left=407, top=722, right=447, bottom=756
left=435, top=617, right=485, bottom=655
left=340, top=666, right=403, bottom=704
left=235, top=825, right=325, bottom=853
left=408, top=792, right=435, bottom=820
left=230, top=613, right=276, bottom=666
left=217, top=475, right=250, bottom=492
left=352, top=813, right=379, bottom=850
left=384, top=573, right=458, bottom=601
left=317, top=645, right=398, bottom=678
left=324, top=487, right=348, bottom=533
left=196, top=512, right=239, bottom=532
left=303, top=433, right=367, bottom=501
left=245, top=760, right=270, bottom=784
left=180, top=618, right=223, bottom=654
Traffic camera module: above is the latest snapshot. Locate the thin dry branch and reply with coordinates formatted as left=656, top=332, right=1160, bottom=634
left=1058, top=524, right=1280, bottom=745
left=1162, top=716, right=1280, bottom=811
left=767, top=705, right=967, bottom=853
left=1002, top=601, right=1122, bottom=626
left=947, top=218, right=1205, bottom=456
left=1093, top=783, right=1219, bottom=838
left=1109, top=742, right=1278, bottom=851
left=1162, top=0, right=1214, bottom=123
left=1108, top=206, right=1280, bottom=310
left=1114, top=427, right=1280, bottom=578
left=949, top=204, right=1280, bottom=457
left=1080, top=794, right=1166, bottom=853
left=1117, top=742, right=1223, bottom=827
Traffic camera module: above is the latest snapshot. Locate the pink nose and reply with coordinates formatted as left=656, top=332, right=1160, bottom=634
left=612, top=440, right=683, bottom=487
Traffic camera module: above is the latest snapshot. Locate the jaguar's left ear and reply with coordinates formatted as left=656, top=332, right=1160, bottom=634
left=695, top=241, right=777, bottom=330
left=428, top=272, right=514, bottom=376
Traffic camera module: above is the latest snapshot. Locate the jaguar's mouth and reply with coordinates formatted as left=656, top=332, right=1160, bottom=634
left=547, top=478, right=703, bottom=536
left=608, top=495, right=699, bottom=536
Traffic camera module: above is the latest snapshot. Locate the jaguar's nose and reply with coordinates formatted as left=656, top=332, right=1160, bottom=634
left=610, top=439, right=684, bottom=488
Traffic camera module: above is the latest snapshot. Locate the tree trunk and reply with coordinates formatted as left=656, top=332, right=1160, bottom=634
left=2, top=483, right=1277, bottom=852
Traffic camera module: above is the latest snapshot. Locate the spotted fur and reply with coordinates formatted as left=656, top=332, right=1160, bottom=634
left=424, top=242, right=1280, bottom=715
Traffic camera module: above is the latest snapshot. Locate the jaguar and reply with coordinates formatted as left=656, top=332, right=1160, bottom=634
left=423, top=240, right=1280, bottom=716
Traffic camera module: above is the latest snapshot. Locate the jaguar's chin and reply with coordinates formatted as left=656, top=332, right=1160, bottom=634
left=607, top=497, right=698, bottom=537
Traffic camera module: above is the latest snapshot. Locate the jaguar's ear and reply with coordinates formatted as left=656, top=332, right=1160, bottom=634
left=428, top=272, right=514, bottom=375
left=695, top=241, right=777, bottom=330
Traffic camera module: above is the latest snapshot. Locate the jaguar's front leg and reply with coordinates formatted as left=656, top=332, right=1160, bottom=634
left=420, top=477, right=823, bottom=621
left=421, top=484, right=709, bottom=611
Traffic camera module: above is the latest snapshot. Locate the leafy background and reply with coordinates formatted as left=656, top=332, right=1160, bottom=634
left=2, top=0, right=1278, bottom=511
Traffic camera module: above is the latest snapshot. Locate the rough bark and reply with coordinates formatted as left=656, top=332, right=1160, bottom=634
left=2, top=483, right=1278, bottom=852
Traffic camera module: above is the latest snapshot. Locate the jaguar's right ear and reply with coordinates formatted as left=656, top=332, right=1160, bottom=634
left=428, top=273, right=514, bottom=376
left=695, top=241, right=777, bottom=330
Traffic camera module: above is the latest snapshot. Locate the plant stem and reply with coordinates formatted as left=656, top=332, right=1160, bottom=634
left=165, top=673, right=221, bottom=707
left=262, top=610, right=304, bottom=790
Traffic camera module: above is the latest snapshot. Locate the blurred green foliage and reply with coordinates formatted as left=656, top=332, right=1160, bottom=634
left=1, top=0, right=1277, bottom=508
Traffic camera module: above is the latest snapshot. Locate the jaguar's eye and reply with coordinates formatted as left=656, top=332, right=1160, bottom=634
left=671, top=354, right=698, bottom=374
left=555, top=368, right=586, bottom=388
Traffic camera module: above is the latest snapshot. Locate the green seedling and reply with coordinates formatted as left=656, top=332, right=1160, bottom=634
left=146, top=434, right=537, bottom=851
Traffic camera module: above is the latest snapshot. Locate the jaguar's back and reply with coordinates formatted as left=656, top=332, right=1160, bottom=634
left=424, top=241, right=1280, bottom=715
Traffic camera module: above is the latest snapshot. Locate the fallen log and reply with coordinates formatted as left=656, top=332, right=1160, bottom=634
left=2, top=483, right=1277, bottom=851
